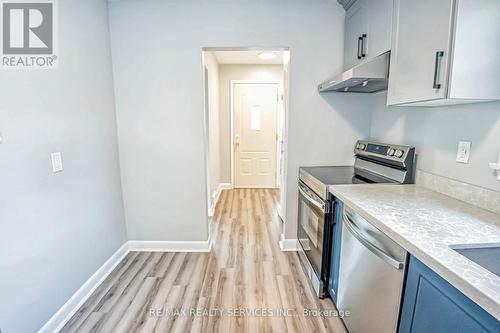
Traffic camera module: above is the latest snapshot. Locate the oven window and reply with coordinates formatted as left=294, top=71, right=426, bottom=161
left=301, top=200, right=320, bottom=248
left=298, top=190, right=324, bottom=276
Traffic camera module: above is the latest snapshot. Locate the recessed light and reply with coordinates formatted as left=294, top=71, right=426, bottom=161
left=258, top=52, right=277, bottom=60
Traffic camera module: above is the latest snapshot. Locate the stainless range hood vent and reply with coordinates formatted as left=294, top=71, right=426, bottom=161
left=318, top=51, right=390, bottom=93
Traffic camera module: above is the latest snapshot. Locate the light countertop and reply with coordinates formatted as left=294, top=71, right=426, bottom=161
left=329, top=184, right=500, bottom=320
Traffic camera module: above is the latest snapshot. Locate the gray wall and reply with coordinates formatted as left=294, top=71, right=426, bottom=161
left=108, top=0, right=374, bottom=241
left=0, top=1, right=127, bottom=332
left=370, top=93, right=500, bottom=192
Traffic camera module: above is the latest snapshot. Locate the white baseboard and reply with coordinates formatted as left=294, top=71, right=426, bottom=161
left=208, top=183, right=232, bottom=217
left=234, top=185, right=279, bottom=189
left=279, top=233, right=300, bottom=251
left=208, top=207, right=215, bottom=217
left=38, top=242, right=129, bottom=333
left=218, top=182, right=232, bottom=193
left=128, top=237, right=212, bottom=253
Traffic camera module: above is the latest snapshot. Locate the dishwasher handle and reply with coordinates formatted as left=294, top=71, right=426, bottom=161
left=343, top=212, right=405, bottom=270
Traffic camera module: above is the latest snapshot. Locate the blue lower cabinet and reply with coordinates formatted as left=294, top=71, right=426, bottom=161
left=399, top=256, right=500, bottom=333
left=328, top=199, right=343, bottom=303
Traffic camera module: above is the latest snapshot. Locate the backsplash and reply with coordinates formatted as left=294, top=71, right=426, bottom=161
left=416, top=170, right=500, bottom=215
left=369, top=93, right=500, bottom=193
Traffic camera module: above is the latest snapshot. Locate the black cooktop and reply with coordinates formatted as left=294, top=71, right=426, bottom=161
left=300, top=165, right=396, bottom=188
left=300, top=166, right=358, bottom=185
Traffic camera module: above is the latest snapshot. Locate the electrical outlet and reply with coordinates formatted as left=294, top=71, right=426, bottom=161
left=456, top=141, right=471, bottom=164
left=51, top=152, right=63, bottom=173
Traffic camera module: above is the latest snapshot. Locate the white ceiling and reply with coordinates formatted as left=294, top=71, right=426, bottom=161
left=212, top=50, right=284, bottom=65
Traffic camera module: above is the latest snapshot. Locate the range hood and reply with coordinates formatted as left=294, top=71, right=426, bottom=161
left=318, top=51, right=390, bottom=93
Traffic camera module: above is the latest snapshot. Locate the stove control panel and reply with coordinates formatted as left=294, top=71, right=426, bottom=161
left=354, top=140, right=415, bottom=169
left=356, top=142, right=367, bottom=150
left=355, top=141, right=410, bottom=159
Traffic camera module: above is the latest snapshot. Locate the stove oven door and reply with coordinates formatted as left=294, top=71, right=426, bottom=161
left=297, top=181, right=326, bottom=281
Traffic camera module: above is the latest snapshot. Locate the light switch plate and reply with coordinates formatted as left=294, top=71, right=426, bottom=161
left=51, top=152, right=63, bottom=172
left=456, top=141, right=471, bottom=164
left=0, top=132, right=3, bottom=143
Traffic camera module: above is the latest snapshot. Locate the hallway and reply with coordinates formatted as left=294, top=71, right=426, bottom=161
left=61, top=189, right=347, bottom=332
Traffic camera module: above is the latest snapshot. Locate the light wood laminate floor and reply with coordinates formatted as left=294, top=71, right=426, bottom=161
left=61, top=189, right=348, bottom=333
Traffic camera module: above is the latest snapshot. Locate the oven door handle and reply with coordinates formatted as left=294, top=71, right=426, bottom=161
left=298, top=186, right=325, bottom=212
left=343, top=212, right=404, bottom=270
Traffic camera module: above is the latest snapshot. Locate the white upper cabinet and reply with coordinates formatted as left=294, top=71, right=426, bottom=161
left=343, top=0, right=393, bottom=70
left=363, top=0, right=393, bottom=61
left=344, top=1, right=367, bottom=70
left=387, top=0, right=500, bottom=106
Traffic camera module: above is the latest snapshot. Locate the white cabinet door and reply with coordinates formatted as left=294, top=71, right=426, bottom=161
left=364, top=0, right=393, bottom=60
left=344, top=0, right=392, bottom=70
left=387, top=0, right=454, bottom=105
left=448, top=0, right=500, bottom=101
left=344, top=1, right=367, bottom=70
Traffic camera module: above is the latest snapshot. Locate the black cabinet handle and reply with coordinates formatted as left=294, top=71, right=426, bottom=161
left=361, top=34, right=367, bottom=58
left=357, top=36, right=363, bottom=59
left=433, top=51, right=444, bottom=89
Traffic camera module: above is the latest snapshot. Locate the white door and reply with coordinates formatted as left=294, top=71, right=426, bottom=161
left=233, top=83, right=279, bottom=188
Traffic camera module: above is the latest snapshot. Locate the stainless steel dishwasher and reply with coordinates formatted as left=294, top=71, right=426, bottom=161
left=337, top=205, right=407, bottom=333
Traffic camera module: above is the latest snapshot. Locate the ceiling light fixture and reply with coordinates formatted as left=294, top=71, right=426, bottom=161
left=258, top=52, right=277, bottom=60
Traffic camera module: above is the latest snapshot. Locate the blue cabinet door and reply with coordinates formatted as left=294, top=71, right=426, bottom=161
left=328, top=199, right=343, bottom=303
left=399, top=256, right=500, bottom=333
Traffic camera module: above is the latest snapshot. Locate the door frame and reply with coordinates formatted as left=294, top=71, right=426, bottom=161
left=230, top=80, right=283, bottom=189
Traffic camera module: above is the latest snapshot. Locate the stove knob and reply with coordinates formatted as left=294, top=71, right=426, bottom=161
left=359, top=143, right=366, bottom=150
left=395, top=150, right=404, bottom=158
left=388, top=148, right=396, bottom=156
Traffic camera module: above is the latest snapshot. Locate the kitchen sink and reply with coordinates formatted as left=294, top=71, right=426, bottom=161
left=451, top=244, right=500, bottom=278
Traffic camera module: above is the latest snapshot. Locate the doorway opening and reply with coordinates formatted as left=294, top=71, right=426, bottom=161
left=202, top=47, right=290, bottom=221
